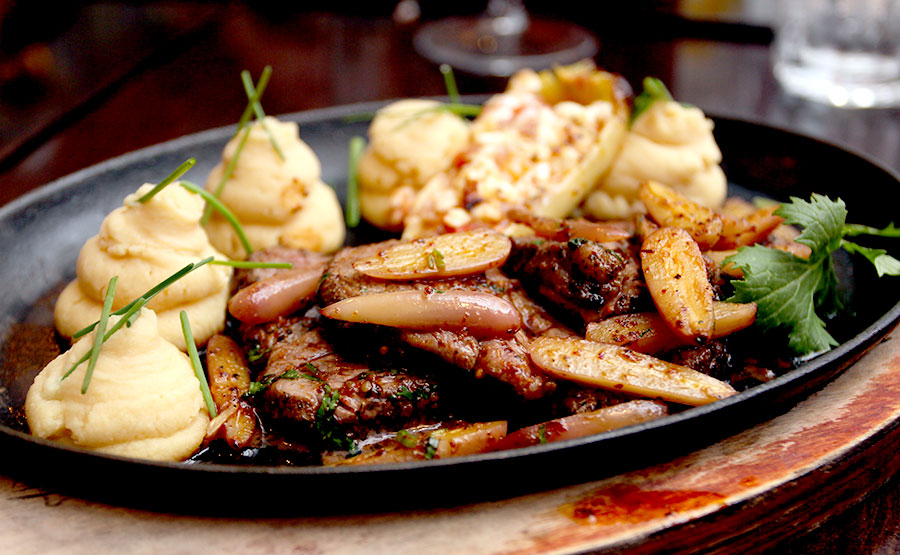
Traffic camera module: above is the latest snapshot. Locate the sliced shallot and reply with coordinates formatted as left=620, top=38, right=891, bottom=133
left=529, top=336, right=737, bottom=406
left=492, top=400, right=667, bottom=451
left=353, top=229, right=511, bottom=280
left=227, top=266, right=323, bottom=324
left=319, top=289, right=522, bottom=337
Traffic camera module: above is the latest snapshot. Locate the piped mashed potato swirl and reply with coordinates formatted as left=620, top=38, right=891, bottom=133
left=204, top=116, right=345, bottom=259
left=358, top=99, right=471, bottom=231
left=26, top=308, right=210, bottom=461
left=54, top=183, right=232, bottom=351
left=583, top=100, right=727, bottom=220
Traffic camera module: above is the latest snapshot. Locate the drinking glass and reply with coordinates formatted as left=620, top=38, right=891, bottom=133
left=413, top=0, right=598, bottom=77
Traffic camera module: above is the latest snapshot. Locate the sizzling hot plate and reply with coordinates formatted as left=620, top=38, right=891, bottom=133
left=1, top=101, right=898, bottom=515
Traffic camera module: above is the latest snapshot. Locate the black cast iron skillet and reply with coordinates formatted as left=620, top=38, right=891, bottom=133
left=1, top=101, right=898, bottom=515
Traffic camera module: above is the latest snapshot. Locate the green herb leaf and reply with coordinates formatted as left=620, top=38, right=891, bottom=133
left=725, top=195, right=852, bottom=355
left=424, top=435, right=440, bottom=460
left=315, top=384, right=356, bottom=451
left=81, top=276, right=118, bottom=394
left=396, top=429, right=418, bottom=448
left=841, top=240, right=900, bottom=277
left=345, top=136, right=366, bottom=228
left=630, top=77, right=674, bottom=126
left=181, top=311, right=217, bottom=418
left=537, top=424, right=548, bottom=445
left=181, top=181, right=253, bottom=256
left=246, top=367, right=303, bottom=395
left=137, top=158, right=196, bottom=203
left=844, top=222, right=900, bottom=238
left=426, top=248, right=445, bottom=271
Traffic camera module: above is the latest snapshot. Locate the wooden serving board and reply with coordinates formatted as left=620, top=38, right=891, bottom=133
left=4, top=330, right=900, bottom=554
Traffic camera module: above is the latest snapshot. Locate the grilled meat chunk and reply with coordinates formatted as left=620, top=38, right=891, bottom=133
left=318, top=241, right=562, bottom=400
left=504, top=237, right=644, bottom=325
left=244, top=316, right=439, bottom=439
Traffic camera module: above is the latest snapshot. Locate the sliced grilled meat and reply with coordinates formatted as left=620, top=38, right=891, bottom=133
left=244, top=316, right=439, bottom=441
left=318, top=241, right=563, bottom=400
left=504, top=237, right=644, bottom=325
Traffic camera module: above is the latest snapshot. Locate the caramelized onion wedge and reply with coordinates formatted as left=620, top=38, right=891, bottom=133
left=333, top=421, right=508, bottom=466
left=530, top=337, right=737, bottom=406
left=715, top=207, right=783, bottom=250
left=640, top=181, right=723, bottom=249
left=227, top=267, right=322, bottom=324
left=492, top=400, right=667, bottom=451
left=642, top=227, right=715, bottom=342
left=586, top=302, right=757, bottom=354
left=353, top=230, right=511, bottom=280
left=320, top=290, right=522, bottom=337
left=205, top=334, right=256, bottom=448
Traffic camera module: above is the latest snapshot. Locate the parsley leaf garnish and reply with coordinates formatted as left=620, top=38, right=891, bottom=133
left=315, top=384, right=356, bottom=451
left=726, top=194, right=899, bottom=356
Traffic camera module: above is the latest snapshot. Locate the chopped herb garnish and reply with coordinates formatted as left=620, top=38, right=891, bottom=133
left=181, top=181, right=253, bottom=256
left=426, top=248, right=446, bottom=271
left=246, top=367, right=303, bottom=395
left=568, top=237, right=588, bottom=248
left=396, top=386, right=415, bottom=401
left=315, top=384, right=356, bottom=451
left=240, top=67, right=284, bottom=160
left=247, top=344, right=268, bottom=364
left=424, top=435, right=440, bottom=460
left=396, top=429, right=418, bottom=448
left=537, top=424, right=548, bottom=445
left=136, top=158, right=196, bottom=204
left=181, top=311, right=217, bottom=418
left=80, top=276, right=118, bottom=394
left=631, top=77, right=674, bottom=126
left=345, top=136, right=366, bottom=228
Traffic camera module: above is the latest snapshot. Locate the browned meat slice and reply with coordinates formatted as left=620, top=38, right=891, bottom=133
left=243, top=316, right=439, bottom=445
left=503, top=237, right=645, bottom=325
left=318, top=241, right=562, bottom=400
left=234, top=246, right=329, bottom=289
left=665, top=339, right=732, bottom=381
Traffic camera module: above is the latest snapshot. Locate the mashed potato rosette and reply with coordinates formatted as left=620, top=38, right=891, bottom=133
left=54, top=183, right=232, bottom=350
left=204, top=116, right=345, bottom=258
left=358, top=99, right=471, bottom=231
left=583, top=100, right=727, bottom=220
left=26, top=308, right=210, bottom=461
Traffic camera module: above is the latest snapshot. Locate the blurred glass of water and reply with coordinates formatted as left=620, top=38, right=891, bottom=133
left=772, top=0, right=900, bottom=108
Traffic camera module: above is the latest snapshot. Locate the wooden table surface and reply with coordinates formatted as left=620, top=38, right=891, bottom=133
left=2, top=4, right=899, bottom=553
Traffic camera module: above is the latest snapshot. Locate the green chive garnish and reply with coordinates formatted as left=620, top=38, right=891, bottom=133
left=62, top=297, right=148, bottom=381
left=345, top=136, right=366, bottom=228
left=180, top=181, right=253, bottom=256
left=73, top=257, right=215, bottom=339
left=233, top=65, right=273, bottom=138
left=440, top=64, right=461, bottom=104
left=136, top=158, right=196, bottom=204
left=209, top=260, right=293, bottom=269
left=202, top=126, right=252, bottom=224
left=241, top=67, right=284, bottom=160
left=180, top=311, right=217, bottom=418
left=79, top=276, right=118, bottom=394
